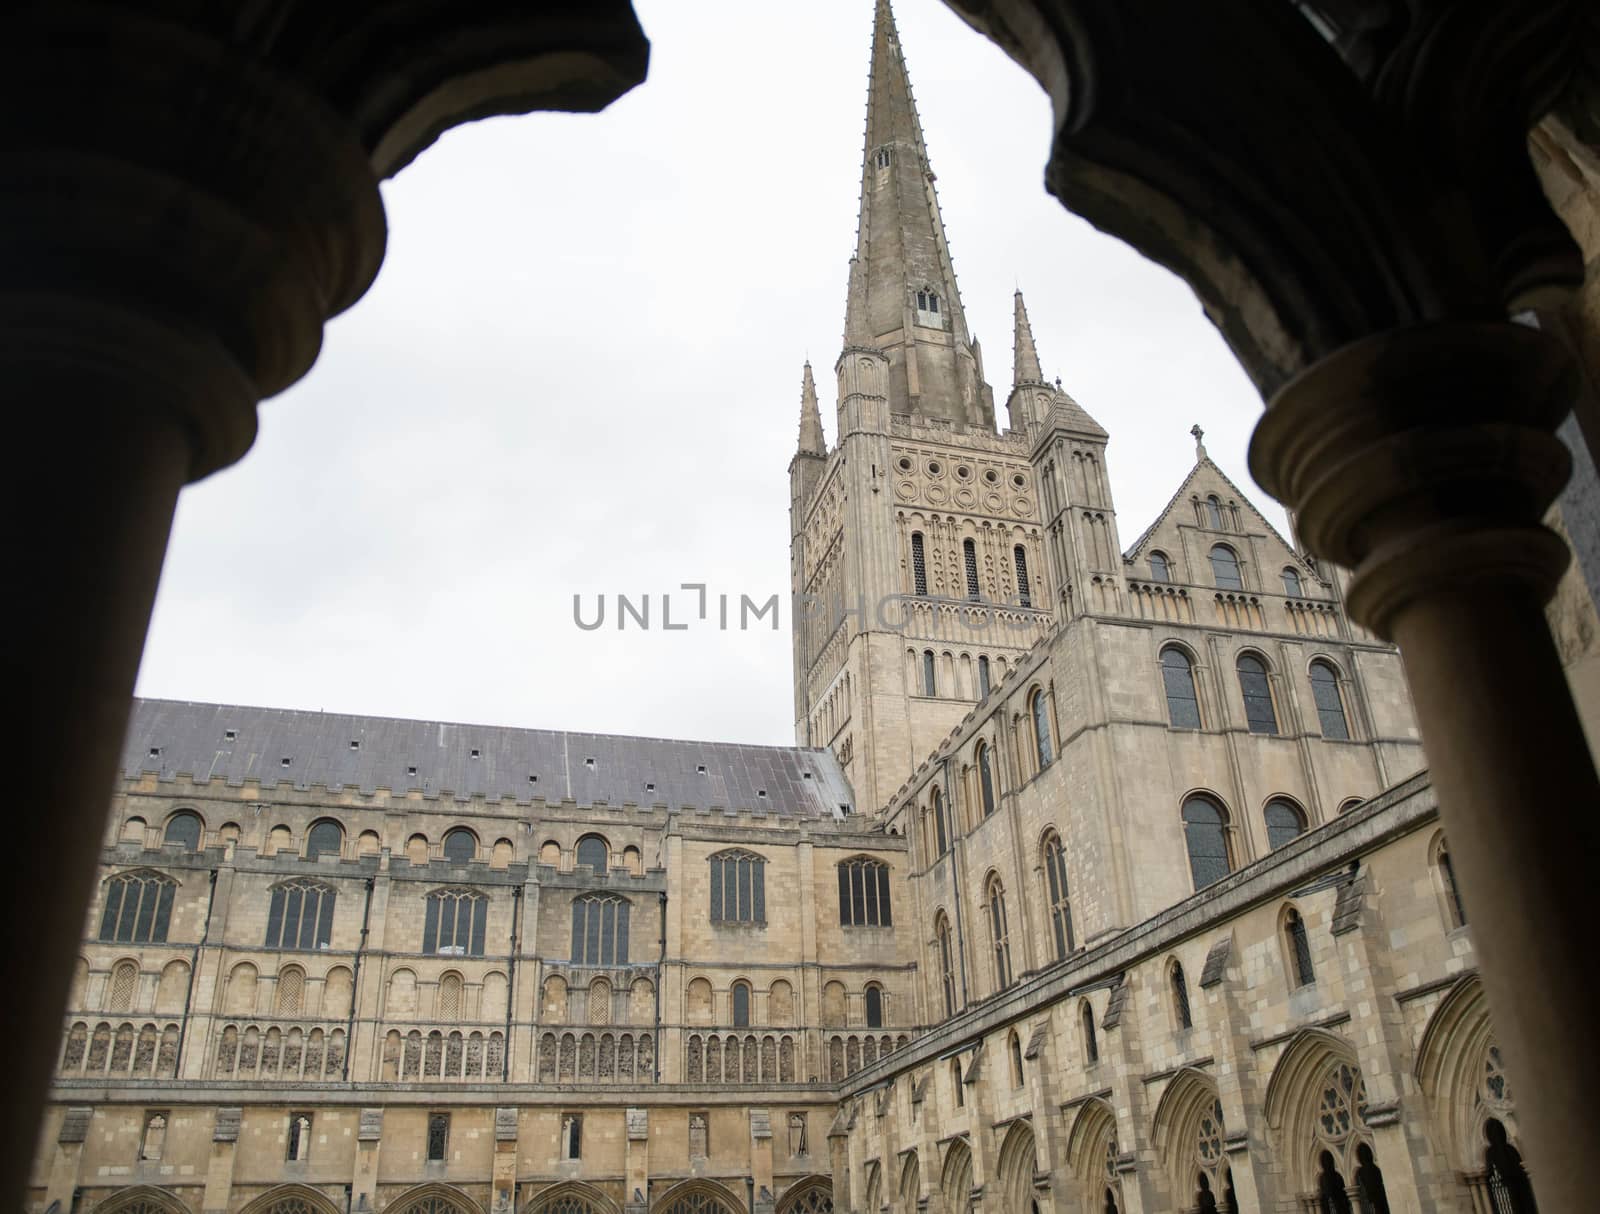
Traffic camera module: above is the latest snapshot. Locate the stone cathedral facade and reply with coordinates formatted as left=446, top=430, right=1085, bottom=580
left=31, top=5, right=1560, bottom=1214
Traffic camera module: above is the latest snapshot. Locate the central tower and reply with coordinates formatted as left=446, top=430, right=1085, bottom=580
left=790, top=0, right=1079, bottom=813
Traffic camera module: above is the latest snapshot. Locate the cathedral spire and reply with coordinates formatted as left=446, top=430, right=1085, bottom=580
left=798, top=362, right=826, bottom=456
left=1012, top=289, right=1044, bottom=385
left=838, top=0, right=991, bottom=429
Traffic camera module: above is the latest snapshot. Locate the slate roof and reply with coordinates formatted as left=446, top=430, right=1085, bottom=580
left=123, top=698, right=855, bottom=818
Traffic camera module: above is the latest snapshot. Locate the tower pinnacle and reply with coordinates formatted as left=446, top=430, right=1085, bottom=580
left=1013, top=289, right=1044, bottom=386
left=798, top=362, right=826, bottom=456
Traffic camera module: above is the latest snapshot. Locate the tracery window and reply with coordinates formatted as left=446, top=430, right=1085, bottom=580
left=838, top=856, right=892, bottom=926
left=163, top=812, right=202, bottom=852
left=986, top=875, right=1013, bottom=991
left=1042, top=830, right=1074, bottom=959
left=922, top=649, right=937, bottom=696
left=1031, top=687, right=1053, bottom=770
left=916, top=288, right=940, bottom=314
left=1236, top=654, right=1279, bottom=734
left=572, top=894, right=630, bottom=965
left=1264, top=799, right=1306, bottom=850
left=1285, top=908, right=1315, bottom=987
left=424, top=888, right=488, bottom=957
left=99, top=870, right=176, bottom=944
left=1149, top=551, right=1172, bottom=582
left=1309, top=660, right=1351, bottom=740
left=709, top=849, right=765, bottom=923
left=1282, top=567, right=1303, bottom=596
left=442, top=827, right=476, bottom=863
left=1182, top=797, right=1231, bottom=890
left=287, top=1111, right=313, bottom=1161
left=935, top=912, right=957, bottom=1018
left=911, top=532, right=928, bottom=596
left=875, top=147, right=892, bottom=168
left=963, top=539, right=981, bottom=600
left=575, top=834, right=609, bottom=871
left=1171, top=961, right=1192, bottom=1030
left=305, top=819, right=342, bottom=860
left=977, top=742, right=996, bottom=815
left=1209, top=543, right=1243, bottom=590
left=1015, top=545, right=1032, bottom=606
left=1161, top=647, right=1202, bottom=729
left=266, top=878, right=335, bottom=950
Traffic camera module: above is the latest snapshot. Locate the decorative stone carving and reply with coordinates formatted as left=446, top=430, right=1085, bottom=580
left=627, top=1107, right=649, bottom=1140
left=495, top=1107, right=518, bottom=1141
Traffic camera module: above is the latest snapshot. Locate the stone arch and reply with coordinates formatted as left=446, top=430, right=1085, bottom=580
left=93, top=1187, right=195, bottom=1214
left=997, top=1119, right=1038, bottom=1213
left=1149, top=1066, right=1224, bottom=1203
left=650, top=1178, right=743, bottom=1213
left=1415, top=974, right=1515, bottom=1172
left=1065, top=1097, right=1121, bottom=1212
left=1261, top=1027, right=1367, bottom=1193
left=521, top=1181, right=621, bottom=1214
left=774, top=1175, right=833, bottom=1214
left=898, top=1152, right=920, bottom=1207
left=236, top=1184, right=344, bottom=1214
left=387, top=1183, right=485, bottom=1214
left=940, top=1137, right=973, bottom=1214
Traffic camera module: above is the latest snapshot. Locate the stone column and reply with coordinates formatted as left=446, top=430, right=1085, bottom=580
left=493, top=1108, right=519, bottom=1214
left=750, top=1109, right=776, bottom=1214
left=1251, top=320, right=1600, bottom=1214
left=353, top=1109, right=384, bottom=1213
left=625, top=1108, right=650, bottom=1214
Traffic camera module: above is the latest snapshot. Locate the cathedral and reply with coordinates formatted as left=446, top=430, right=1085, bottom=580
left=28, top=4, right=1563, bottom=1214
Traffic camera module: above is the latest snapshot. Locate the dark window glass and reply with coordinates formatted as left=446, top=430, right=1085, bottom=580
left=1010, top=1031, right=1024, bottom=1086
left=1082, top=1002, right=1098, bottom=1064
left=931, top=790, right=948, bottom=855
left=576, top=835, right=608, bottom=871
left=1205, top=496, right=1224, bottom=529
left=1236, top=655, right=1279, bottom=734
left=978, top=744, right=996, bottom=816
left=865, top=987, right=883, bottom=1028
left=1149, top=551, right=1171, bottom=582
left=732, top=984, right=750, bottom=1028
left=1172, top=962, right=1192, bottom=1029
left=1182, top=797, right=1231, bottom=890
left=424, top=889, right=488, bottom=956
left=571, top=894, right=629, bottom=965
left=1033, top=690, right=1053, bottom=769
left=1440, top=848, right=1468, bottom=927
left=1286, top=908, right=1315, bottom=987
left=164, top=813, right=202, bottom=852
left=1044, top=833, right=1074, bottom=959
left=99, top=872, right=178, bottom=944
left=839, top=858, right=892, bottom=926
left=1309, top=661, right=1350, bottom=740
left=978, top=656, right=991, bottom=698
left=427, top=1113, right=449, bottom=1161
left=1015, top=545, right=1032, bottom=607
left=1282, top=567, right=1303, bottom=597
left=1161, top=648, right=1202, bottom=729
left=911, top=532, right=928, bottom=596
left=709, top=851, right=765, bottom=923
left=1209, top=544, right=1243, bottom=590
left=988, top=880, right=1012, bottom=990
left=923, top=650, right=937, bottom=696
left=1264, top=800, right=1306, bottom=850
left=266, top=879, right=335, bottom=949
left=937, top=915, right=956, bottom=1018
left=963, top=539, right=981, bottom=601
left=441, top=829, right=475, bottom=863
left=305, top=820, right=341, bottom=861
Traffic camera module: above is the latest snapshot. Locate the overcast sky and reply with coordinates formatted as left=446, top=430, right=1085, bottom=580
left=134, top=0, right=1286, bottom=747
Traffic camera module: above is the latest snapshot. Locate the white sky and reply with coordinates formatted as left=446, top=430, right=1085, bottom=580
left=135, top=0, right=1286, bottom=747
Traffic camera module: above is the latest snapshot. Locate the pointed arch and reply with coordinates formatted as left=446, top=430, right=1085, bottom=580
left=1261, top=1028, right=1367, bottom=1191
left=521, top=1181, right=621, bottom=1214
left=387, top=1184, right=486, bottom=1214
left=237, top=1185, right=344, bottom=1214
left=651, top=1178, right=744, bottom=1213
left=997, top=1120, right=1038, bottom=1213
left=940, top=1137, right=974, bottom=1214
left=1415, top=974, right=1508, bottom=1173
left=1149, top=1067, right=1224, bottom=1198
left=898, top=1152, right=921, bottom=1208
left=1065, top=1097, right=1122, bottom=1212
left=774, top=1175, right=834, bottom=1214
left=92, top=1188, right=194, bottom=1214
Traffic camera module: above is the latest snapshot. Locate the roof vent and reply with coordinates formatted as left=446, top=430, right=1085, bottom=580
left=697, top=764, right=707, bottom=774
left=758, top=789, right=768, bottom=798
left=470, top=748, right=481, bottom=759
left=585, top=757, right=596, bottom=768
left=280, top=757, right=292, bottom=768
left=407, top=765, right=418, bottom=777
left=802, top=772, right=813, bottom=780
left=349, top=740, right=360, bottom=751
left=148, top=747, right=161, bottom=759
left=528, top=774, right=539, bottom=784
left=224, top=730, right=237, bottom=742
left=645, top=782, right=656, bottom=793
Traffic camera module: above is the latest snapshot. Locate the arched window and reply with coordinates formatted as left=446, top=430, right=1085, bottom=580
left=935, top=912, right=957, bottom=1018
left=963, top=538, right=981, bottom=600
left=1284, top=908, right=1315, bottom=987
left=575, top=834, right=609, bottom=872
left=1309, top=660, right=1351, bottom=740
left=1264, top=799, right=1306, bottom=849
left=1205, top=495, right=1225, bottom=530
left=571, top=893, right=630, bottom=965
left=1042, top=830, right=1074, bottom=959
left=266, top=878, right=336, bottom=950
left=977, top=742, right=996, bottom=816
left=951, top=1056, right=965, bottom=1106
left=424, top=888, right=488, bottom=957
left=1009, top=1029, right=1025, bottom=1087
left=1031, top=688, right=1053, bottom=770
left=986, top=876, right=1012, bottom=991
left=1282, top=567, right=1303, bottom=597
left=1171, top=961, right=1192, bottom=1030
left=163, top=812, right=202, bottom=852
left=875, top=146, right=892, bottom=168
left=732, top=982, right=751, bottom=1028
left=838, top=856, right=892, bottom=926
left=978, top=655, right=992, bottom=698
left=865, top=985, right=884, bottom=1029
left=305, top=819, right=342, bottom=861
left=922, top=649, right=937, bottom=696
left=1149, top=551, right=1172, bottom=582
left=930, top=787, right=949, bottom=856
left=911, top=532, right=928, bottom=596
left=1182, top=797, right=1231, bottom=890
left=916, top=288, right=940, bottom=314
left=1483, top=1119, right=1538, bottom=1214
left=1236, top=654, right=1279, bottom=734
left=442, top=828, right=476, bottom=863
left=1161, top=647, right=1202, bottom=728
left=1437, top=839, right=1468, bottom=928
left=1209, top=543, right=1243, bottom=590
left=1081, top=1001, right=1099, bottom=1064
left=99, top=870, right=177, bottom=944
left=1015, top=545, right=1032, bottom=607
left=709, top=849, right=765, bottom=923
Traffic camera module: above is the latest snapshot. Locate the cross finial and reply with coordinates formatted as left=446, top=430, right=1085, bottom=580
left=1190, top=423, right=1207, bottom=458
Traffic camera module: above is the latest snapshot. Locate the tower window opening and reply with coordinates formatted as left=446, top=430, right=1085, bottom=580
left=911, top=531, right=928, bottom=596
left=963, top=539, right=981, bottom=601
left=875, top=147, right=891, bottom=168
left=1015, top=545, right=1032, bottom=607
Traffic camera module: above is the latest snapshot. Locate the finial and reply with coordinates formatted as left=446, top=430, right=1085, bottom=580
left=1054, top=376, right=1062, bottom=390
left=1191, top=423, right=1207, bottom=459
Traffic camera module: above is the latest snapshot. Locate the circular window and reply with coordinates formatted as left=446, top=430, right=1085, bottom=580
left=897, top=457, right=912, bottom=472
left=927, top=461, right=942, bottom=476
left=984, top=469, right=999, bottom=484
left=956, top=465, right=972, bottom=481
left=1012, top=473, right=1027, bottom=489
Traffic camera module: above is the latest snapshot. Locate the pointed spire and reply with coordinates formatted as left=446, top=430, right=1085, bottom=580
left=1012, top=289, right=1044, bottom=386
left=798, top=362, right=826, bottom=456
